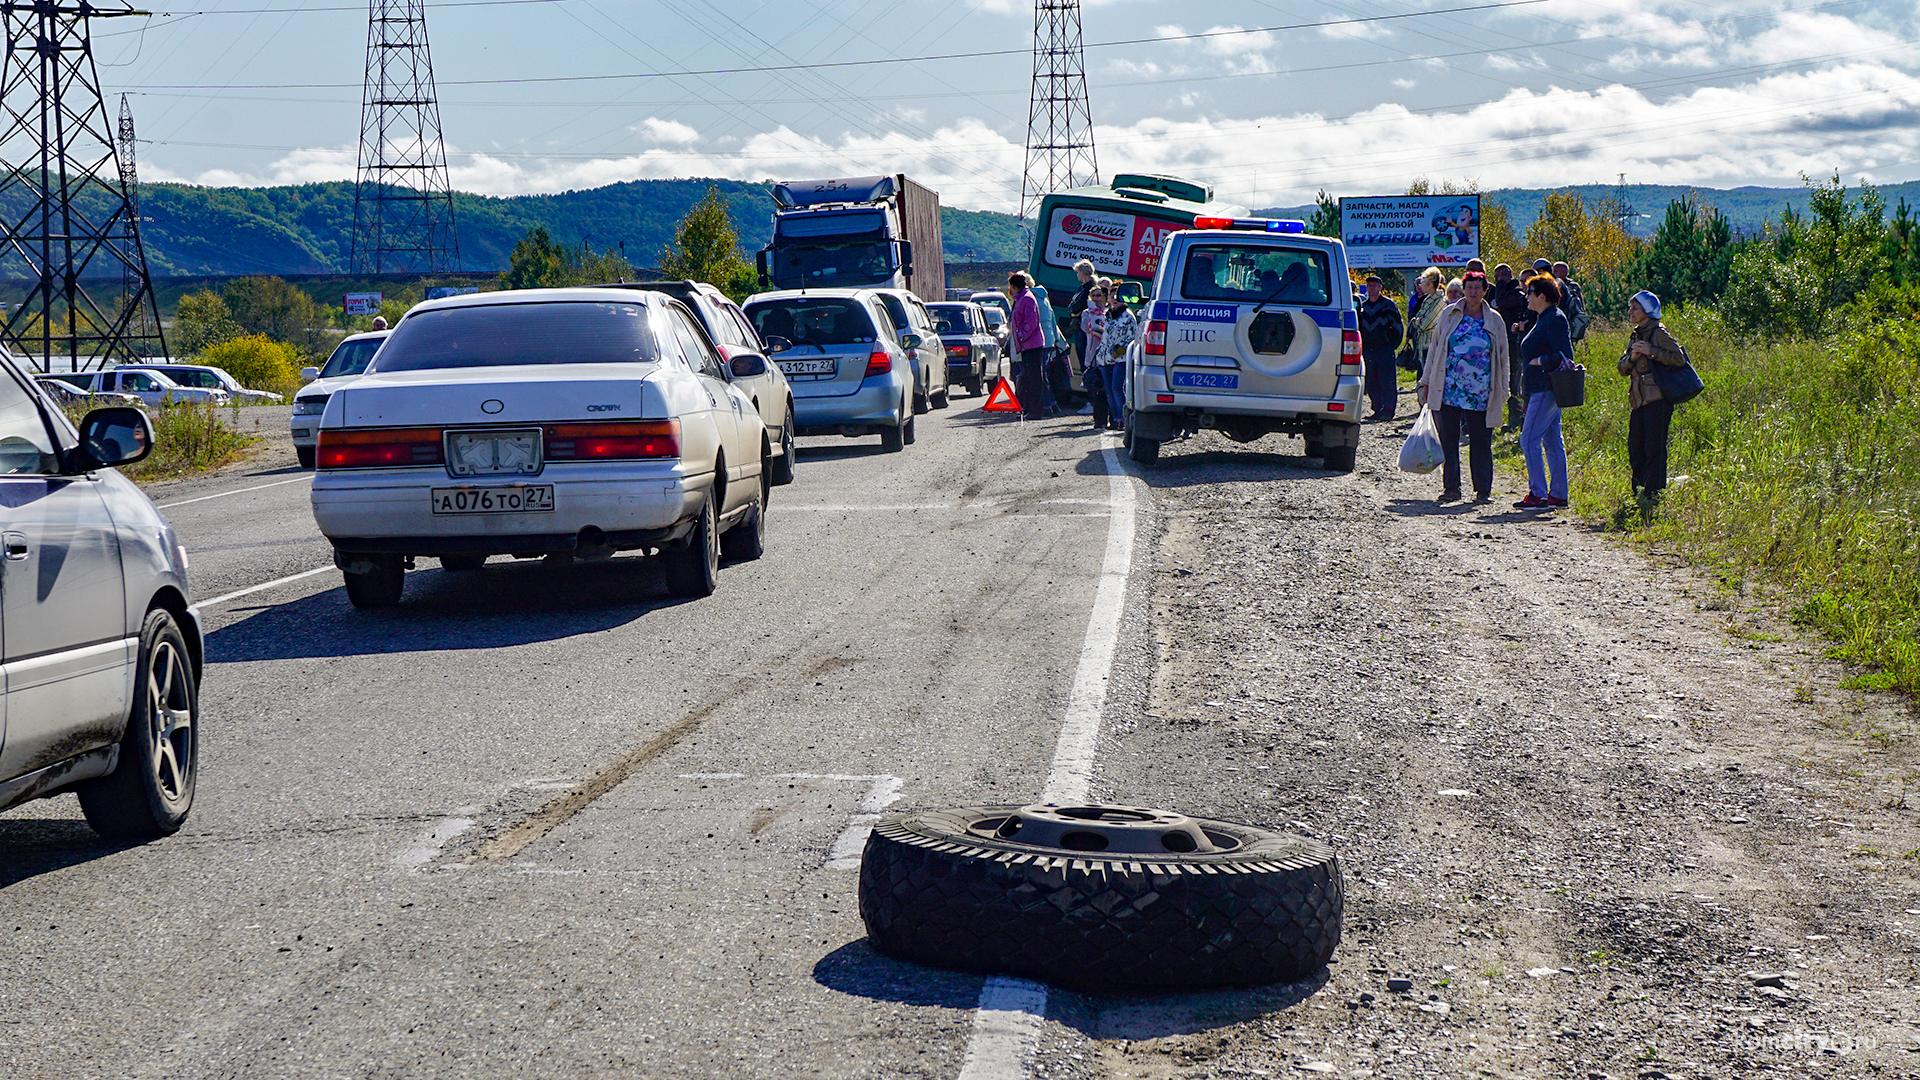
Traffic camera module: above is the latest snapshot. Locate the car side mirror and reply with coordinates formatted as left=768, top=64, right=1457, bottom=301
left=70, top=407, right=153, bottom=472
left=762, top=336, right=791, bottom=355
left=901, top=333, right=922, bottom=350
left=729, top=354, right=768, bottom=378
left=300, top=366, right=319, bottom=382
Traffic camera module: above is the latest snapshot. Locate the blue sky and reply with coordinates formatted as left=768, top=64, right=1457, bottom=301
left=102, top=0, right=1920, bottom=213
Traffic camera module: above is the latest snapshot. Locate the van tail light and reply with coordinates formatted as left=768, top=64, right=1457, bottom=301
left=545, top=420, right=680, bottom=461
left=945, top=343, right=969, bottom=357
left=865, top=350, right=891, bottom=377
left=316, top=427, right=444, bottom=469
left=1339, top=329, right=1363, bottom=372
left=1144, top=320, right=1167, bottom=356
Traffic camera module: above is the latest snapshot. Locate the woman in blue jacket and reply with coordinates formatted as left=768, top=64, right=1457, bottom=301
left=1514, top=274, right=1572, bottom=509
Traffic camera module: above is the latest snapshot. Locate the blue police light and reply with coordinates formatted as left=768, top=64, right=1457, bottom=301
left=1267, top=219, right=1307, bottom=233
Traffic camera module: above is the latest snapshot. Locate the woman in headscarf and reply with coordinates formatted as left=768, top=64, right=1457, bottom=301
left=1617, top=290, right=1689, bottom=508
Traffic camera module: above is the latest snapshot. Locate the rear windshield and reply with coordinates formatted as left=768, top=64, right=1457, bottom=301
left=372, top=303, right=659, bottom=372
left=744, top=298, right=878, bottom=348
left=926, top=304, right=971, bottom=333
left=1180, top=244, right=1333, bottom=307
left=321, top=337, right=386, bottom=379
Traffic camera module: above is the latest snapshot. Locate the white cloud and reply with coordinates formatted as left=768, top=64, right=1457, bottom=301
left=635, top=117, right=699, bottom=145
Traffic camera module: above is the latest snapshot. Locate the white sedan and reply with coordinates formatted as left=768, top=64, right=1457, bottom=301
left=309, top=288, right=772, bottom=608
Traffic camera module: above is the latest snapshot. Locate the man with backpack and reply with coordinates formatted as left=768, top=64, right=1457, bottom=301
left=1553, top=261, right=1589, bottom=343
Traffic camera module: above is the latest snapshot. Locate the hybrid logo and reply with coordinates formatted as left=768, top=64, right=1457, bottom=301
left=1060, top=214, right=1127, bottom=240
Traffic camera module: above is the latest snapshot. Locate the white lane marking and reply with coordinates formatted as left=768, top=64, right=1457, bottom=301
left=157, top=475, right=308, bottom=509
left=1041, top=437, right=1136, bottom=805
left=392, top=808, right=480, bottom=868
left=782, top=503, right=960, bottom=511
left=959, top=435, right=1141, bottom=1080
left=674, top=772, right=905, bottom=870
left=199, top=566, right=333, bottom=608
left=959, top=979, right=1050, bottom=1079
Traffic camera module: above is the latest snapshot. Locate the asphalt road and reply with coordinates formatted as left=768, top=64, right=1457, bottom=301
left=0, top=399, right=1149, bottom=1079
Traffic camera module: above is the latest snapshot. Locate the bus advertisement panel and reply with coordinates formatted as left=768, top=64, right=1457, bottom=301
left=1338, top=195, right=1480, bottom=268
left=1042, top=206, right=1180, bottom=281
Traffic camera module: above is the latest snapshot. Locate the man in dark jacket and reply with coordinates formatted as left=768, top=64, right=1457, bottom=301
left=1066, top=260, right=1095, bottom=369
left=1492, top=264, right=1530, bottom=428
left=1358, top=275, right=1404, bottom=421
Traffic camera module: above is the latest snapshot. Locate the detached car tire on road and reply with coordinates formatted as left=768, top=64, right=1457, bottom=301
left=859, top=804, right=1343, bottom=991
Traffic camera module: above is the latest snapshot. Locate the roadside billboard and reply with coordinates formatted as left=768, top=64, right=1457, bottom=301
left=1042, top=205, right=1178, bottom=281
left=1338, top=195, right=1481, bottom=268
left=343, top=291, right=383, bottom=316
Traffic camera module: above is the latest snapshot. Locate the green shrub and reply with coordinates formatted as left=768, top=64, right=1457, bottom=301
left=198, top=334, right=303, bottom=399
left=1556, top=301, right=1920, bottom=694
left=121, top=403, right=254, bottom=481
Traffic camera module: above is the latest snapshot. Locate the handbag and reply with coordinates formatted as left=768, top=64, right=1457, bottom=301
left=1549, top=362, right=1586, bottom=408
left=1649, top=344, right=1704, bottom=406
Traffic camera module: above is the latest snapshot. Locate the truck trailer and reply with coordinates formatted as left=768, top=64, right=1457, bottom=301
left=756, top=175, right=945, bottom=302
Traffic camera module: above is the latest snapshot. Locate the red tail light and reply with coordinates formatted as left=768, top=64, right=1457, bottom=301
left=317, top=427, right=444, bottom=469
left=945, top=343, right=969, bottom=357
left=865, top=350, right=891, bottom=377
left=546, top=420, right=680, bottom=461
left=1144, top=320, right=1167, bottom=356
left=1340, top=329, right=1363, bottom=369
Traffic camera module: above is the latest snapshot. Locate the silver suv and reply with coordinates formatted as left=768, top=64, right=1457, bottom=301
left=0, top=351, right=203, bottom=838
left=1123, top=218, right=1363, bottom=470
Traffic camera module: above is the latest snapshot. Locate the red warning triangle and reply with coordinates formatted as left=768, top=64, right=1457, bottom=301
left=982, top=376, right=1023, bottom=413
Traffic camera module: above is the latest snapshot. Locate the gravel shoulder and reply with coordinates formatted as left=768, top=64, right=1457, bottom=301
left=1066, top=417, right=1919, bottom=1078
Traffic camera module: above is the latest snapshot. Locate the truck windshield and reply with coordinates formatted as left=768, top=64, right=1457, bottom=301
left=771, top=241, right=897, bottom=289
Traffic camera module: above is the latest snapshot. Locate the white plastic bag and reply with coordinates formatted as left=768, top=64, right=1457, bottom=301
left=1399, top=407, right=1444, bottom=474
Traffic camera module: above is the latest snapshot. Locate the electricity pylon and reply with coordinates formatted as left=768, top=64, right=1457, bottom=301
left=1019, top=0, right=1099, bottom=224
left=0, top=2, right=167, bottom=370
left=351, top=0, right=459, bottom=273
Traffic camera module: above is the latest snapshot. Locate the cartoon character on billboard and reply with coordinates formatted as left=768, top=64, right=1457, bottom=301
left=1430, top=202, right=1477, bottom=248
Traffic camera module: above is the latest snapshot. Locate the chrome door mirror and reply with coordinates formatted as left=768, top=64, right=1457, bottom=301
left=900, top=333, right=923, bottom=350
left=729, top=354, right=768, bottom=378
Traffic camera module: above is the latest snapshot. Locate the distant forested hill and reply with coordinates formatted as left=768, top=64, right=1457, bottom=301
left=29, top=174, right=1916, bottom=279
left=108, top=178, right=1035, bottom=276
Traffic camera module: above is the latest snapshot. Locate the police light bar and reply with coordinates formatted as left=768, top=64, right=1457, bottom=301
left=1191, top=216, right=1309, bottom=233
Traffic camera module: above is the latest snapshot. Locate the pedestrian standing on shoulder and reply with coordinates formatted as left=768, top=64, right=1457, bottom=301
left=1407, top=267, right=1445, bottom=369
left=1514, top=274, right=1572, bottom=510
left=1553, top=261, right=1589, bottom=343
left=1009, top=271, right=1048, bottom=420
left=1100, top=288, right=1138, bottom=432
left=1358, top=274, right=1404, bottom=421
left=1081, top=282, right=1109, bottom=427
left=1418, top=270, right=1509, bottom=503
left=1067, top=260, right=1095, bottom=368
left=1618, top=290, right=1688, bottom=508
left=1491, top=264, right=1530, bottom=429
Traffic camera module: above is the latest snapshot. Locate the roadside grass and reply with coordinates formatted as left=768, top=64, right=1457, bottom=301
left=64, top=401, right=256, bottom=481
left=1499, top=305, right=1920, bottom=696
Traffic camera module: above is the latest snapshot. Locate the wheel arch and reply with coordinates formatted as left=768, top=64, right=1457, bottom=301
left=146, top=586, right=202, bottom=681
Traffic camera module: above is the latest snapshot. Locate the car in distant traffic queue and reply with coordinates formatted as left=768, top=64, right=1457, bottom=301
left=742, top=288, right=920, bottom=453
left=925, top=301, right=999, bottom=397
left=309, top=289, right=771, bottom=608
left=292, top=330, right=390, bottom=469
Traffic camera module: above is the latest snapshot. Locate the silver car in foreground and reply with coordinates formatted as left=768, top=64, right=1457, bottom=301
left=0, top=352, right=202, bottom=838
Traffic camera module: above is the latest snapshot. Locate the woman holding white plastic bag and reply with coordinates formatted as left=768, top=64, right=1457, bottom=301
left=1417, top=270, right=1510, bottom=503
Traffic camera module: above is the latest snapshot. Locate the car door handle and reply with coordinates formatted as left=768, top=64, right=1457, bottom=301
left=4, top=531, right=26, bottom=561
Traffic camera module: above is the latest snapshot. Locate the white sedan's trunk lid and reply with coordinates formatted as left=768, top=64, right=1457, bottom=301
left=332, top=365, right=667, bottom=427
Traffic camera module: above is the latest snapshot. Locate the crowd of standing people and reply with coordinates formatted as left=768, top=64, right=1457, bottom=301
left=1001, top=250, right=1689, bottom=520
